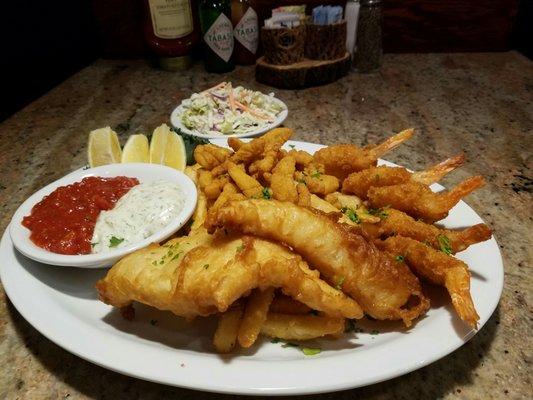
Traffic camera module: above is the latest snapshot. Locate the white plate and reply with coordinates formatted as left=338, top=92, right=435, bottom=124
left=170, top=97, right=288, bottom=139
left=9, top=163, right=197, bottom=268
left=0, top=140, right=503, bottom=395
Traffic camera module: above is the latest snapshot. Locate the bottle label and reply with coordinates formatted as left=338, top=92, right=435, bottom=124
left=204, top=13, right=234, bottom=62
left=234, top=7, right=258, bottom=54
left=149, top=0, right=193, bottom=39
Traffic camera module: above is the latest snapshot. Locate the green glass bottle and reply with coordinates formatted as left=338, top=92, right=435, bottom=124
left=199, top=0, right=235, bottom=72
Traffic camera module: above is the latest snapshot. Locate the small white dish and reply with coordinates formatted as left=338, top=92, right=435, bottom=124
left=170, top=97, right=289, bottom=139
left=9, top=163, right=197, bottom=268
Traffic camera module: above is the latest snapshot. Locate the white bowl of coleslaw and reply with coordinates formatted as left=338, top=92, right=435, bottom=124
left=170, top=82, right=288, bottom=139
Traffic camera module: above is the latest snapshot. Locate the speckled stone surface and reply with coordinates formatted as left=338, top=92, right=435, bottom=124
left=0, top=52, right=531, bottom=400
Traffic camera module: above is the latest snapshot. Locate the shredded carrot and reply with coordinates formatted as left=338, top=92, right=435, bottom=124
left=201, top=81, right=227, bottom=95
left=234, top=100, right=270, bottom=120
left=227, top=82, right=236, bottom=113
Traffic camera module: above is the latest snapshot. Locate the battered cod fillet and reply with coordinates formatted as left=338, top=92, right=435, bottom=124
left=96, top=229, right=362, bottom=320
left=206, top=200, right=429, bottom=326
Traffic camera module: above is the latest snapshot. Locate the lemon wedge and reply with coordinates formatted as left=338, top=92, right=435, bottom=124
left=87, top=127, right=122, bottom=168
left=149, top=124, right=186, bottom=171
left=122, top=134, right=149, bottom=163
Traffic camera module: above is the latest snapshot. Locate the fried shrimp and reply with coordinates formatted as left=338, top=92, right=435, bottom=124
left=377, top=236, right=479, bottom=328
left=206, top=199, right=429, bottom=326
left=342, top=154, right=465, bottom=199
left=313, top=129, right=414, bottom=180
left=359, top=208, right=492, bottom=253
left=367, top=176, right=486, bottom=223
left=96, top=229, right=363, bottom=321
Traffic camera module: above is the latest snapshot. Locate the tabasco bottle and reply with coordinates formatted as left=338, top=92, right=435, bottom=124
left=199, top=0, right=235, bottom=72
left=142, top=0, right=199, bottom=71
left=231, top=0, right=258, bottom=65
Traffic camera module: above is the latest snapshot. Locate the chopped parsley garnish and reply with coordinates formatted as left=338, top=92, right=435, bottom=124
left=437, top=234, right=452, bottom=255
left=109, top=236, right=124, bottom=247
left=395, top=255, right=405, bottom=262
left=236, top=244, right=245, bottom=253
left=367, top=207, right=389, bottom=219
left=335, top=276, right=345, bottom=290
left=281, top=342, right=299, bottom=348
left=345, top=319, right=358, bottom=333
left=170, top=252, right=182, bottom=261
left=302, top=347, right=321, bottom=356
left=273, top=339, right=322, bottom=356
left=203, top=264, right=210, bottom=269
left=262, top=187, right=272, bottom=199
left=90, top=242, right=98, bottom=247
left=310, top=171, right=322, bottom=178
left=341, top=207, right=360, bottom=224
left=152, top=261, right=157, bottom=266
left=370, top=329, right=380, bottom=335
left=288, top=144, right=296, bottom=149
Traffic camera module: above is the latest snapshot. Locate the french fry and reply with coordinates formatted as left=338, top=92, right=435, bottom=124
left=270, top=294, right=312, bottom=315
left=309, top=194, right=338, bottom=213
left=261, top=313, right=345, bottom=341
left=237, top=288, right=276, bottom=348
left=190, top=191, right=207, bottom=230
left=213, top=306, right=244, bottom=353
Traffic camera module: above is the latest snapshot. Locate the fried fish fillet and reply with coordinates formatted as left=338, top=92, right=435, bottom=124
left=96, top=229, right=363, bottom=320
left=206, top=200, right=429, bottom=326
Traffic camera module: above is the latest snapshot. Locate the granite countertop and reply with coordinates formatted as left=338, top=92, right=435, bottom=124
left=0, top=52, right=531, bottom=399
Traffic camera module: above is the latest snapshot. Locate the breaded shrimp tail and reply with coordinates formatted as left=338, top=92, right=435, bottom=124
left=367, top=128, right=414, bottom=158
left=206, top=199, right=429, bottom=326
left=412, top=153, right=466, bottom=185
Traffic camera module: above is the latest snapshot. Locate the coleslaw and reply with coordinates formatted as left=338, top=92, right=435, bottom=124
left=179, top=82, right=286, bottom=136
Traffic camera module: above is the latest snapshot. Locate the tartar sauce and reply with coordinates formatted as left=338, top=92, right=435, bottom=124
left=91, top=180, right=185, bottom=253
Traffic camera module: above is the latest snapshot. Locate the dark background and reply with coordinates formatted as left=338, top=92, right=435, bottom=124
left=0, top=0, right=530, bottom=122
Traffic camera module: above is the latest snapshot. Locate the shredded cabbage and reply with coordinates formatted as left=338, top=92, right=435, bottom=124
left=179, top=83, right=285, bottom=135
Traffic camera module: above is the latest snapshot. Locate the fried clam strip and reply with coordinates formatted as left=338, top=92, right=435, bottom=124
left=96, top=229, right=362, bottom=321
left=359, top=208, right=492, bottom=254
left=224, top=127, right=293, bottom=167
left=313, top=129, right=414, bottom=180
left=367, top=176, right=486, bottom=223
left=206, top=199, right=429, bottom=326
left=342, top=154, right=465, bottom=199
left=194, top=144, right=232, bottom=170
left=270, top=156, right=298, bottom=203
left=377, top=236, right=479, bottom=328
